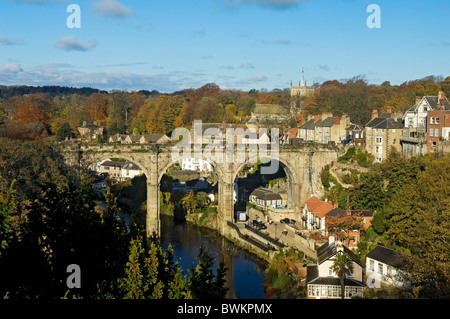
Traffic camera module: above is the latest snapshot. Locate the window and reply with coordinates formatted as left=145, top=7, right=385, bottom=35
left=378, top=263, right=384, bottom=274
left=436, top=117, right=440, bottom=124
left=369, top=260, right=374, bottom=271
left=432, top=141, right=437, bottom=148
left=328, top=268, right=334, bottom=276
left=375, top=136, right=382, bottom=144
left=435, top=129, right=439, bottom=137
left=430, top=129, right=434, bottom=137
left=430, top=117, right=435, bottom=124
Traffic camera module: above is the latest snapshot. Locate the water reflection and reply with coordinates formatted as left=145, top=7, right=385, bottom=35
left=160, top=215, right=266, bottom=299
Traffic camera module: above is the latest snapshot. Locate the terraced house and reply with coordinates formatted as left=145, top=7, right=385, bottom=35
left=365, top=108, right=403, bottom=162
left=297, top=113, right=350, bottom=144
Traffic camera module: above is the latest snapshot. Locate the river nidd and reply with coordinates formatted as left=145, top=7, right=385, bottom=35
left=159, top=215, right=267, bottom=299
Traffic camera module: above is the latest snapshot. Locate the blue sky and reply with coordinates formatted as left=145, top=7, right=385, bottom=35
left=0, top=0, right=449, bottom=93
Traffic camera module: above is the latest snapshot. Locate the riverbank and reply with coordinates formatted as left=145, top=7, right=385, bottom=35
left=183, top=208, right=275, bottom=263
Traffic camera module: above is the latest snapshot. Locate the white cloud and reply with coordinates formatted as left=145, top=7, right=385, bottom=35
left=317, top=64, right=330, bottom=71
left=55, top=36, right=99, bottom=52
left=0, top=37, right=24, bottom=46
left=221, top=65, right=235, bottom=70
left=239, top=62, right=255, bottom=69
left=0, top=63, right=23, bottom=75
left=0, top=63, right=209, bottom=93
left=275, top=38, right=291, bottom=45
left=249, top=75, right=267, bottom=81
left=92, top=0, right=135, bottom=20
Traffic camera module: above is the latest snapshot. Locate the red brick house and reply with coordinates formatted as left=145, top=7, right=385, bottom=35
left=325, top=208, right=373, bottom=249
left=77, top=121, right=104, bottom=141
left=426, top=92, right=450, bottom=152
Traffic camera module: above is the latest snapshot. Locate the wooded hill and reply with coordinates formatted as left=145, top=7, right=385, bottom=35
left=1, top=75, right=449, bottom=141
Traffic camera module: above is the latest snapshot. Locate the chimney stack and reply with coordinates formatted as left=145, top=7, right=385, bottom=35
left=387, top=106, right=392, bottom=114
left=438, top=91, right=445, bottom=110
left=371, top=109, right=378, bottom=120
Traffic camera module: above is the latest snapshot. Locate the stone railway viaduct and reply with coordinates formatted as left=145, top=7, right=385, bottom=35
left=62, top=142, right=339, bottom=238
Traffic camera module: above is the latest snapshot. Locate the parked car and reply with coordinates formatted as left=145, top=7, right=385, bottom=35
left=251, top=220, right=267, bottom=230
left=280, top=218, right=296, bottom=224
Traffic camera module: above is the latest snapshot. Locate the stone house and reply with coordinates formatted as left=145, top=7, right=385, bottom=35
left=77, top=121, right=104, bottom=141
left=124, top=134, right=141, bottom=144
left=99, top=160, right=142, bottom=181
left=365, top=109, right=403, bottom=162
left=140, top=133, right=171, bottom=144
left=249, top=187, right=284, bottom=209
left=297, top=113, right=350, bottom=144
left=99, top=160, right=126, bottom=180
left=298, top=117, right=318, bottom=142
left=108, top=133, right=127, bottom=143
left=121, top=162, right=144, bottom=180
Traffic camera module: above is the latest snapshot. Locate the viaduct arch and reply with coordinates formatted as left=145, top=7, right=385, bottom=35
left=62, top=143, right=339, bottom=238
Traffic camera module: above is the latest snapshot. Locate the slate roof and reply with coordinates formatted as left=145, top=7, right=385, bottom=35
left=365, top=117, right=403, bottom=129
left=122, top=162, right=142, bottom=171
left=424, top=96, right=450, bottom=110
left=126, top=135, right=141, bottom=142
left=366, top=245, right=406, bottom=268
left=316, top=241, right=362, bottom=266
left=101, top=160, right=126, bottom=168
left=315, top=117, right=335, bottom=127
left=140, top=133, right=166, bottom=143
left=299, top=119, right=317, bottom=130
left=346, top=123, right=364, bottom=131
left=250, top=187, right=282, bottom=201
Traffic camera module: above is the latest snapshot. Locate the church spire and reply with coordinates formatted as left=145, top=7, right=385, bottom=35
left=300, top=68, right=305, bottom=87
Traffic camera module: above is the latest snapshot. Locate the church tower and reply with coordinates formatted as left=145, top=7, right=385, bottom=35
left=290, top=68, right=314, bottom=98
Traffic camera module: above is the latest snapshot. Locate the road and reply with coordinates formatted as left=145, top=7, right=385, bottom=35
left=245, top=208, right=316, bottom=259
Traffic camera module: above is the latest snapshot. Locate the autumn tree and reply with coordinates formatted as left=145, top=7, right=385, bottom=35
left=257, top=95, right=279, bottom=105
left=384, top=154, right=450, bottom=298
left=84, top=92, right=108, bottom=125
left=325, top=213, right=364, bottom=246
